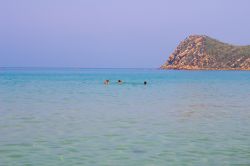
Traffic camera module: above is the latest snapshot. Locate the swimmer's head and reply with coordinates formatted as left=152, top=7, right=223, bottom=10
left=104, top=80, right=110, bottom=84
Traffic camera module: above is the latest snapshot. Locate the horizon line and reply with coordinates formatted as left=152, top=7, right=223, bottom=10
left=0, top=66, right=159, bottom=69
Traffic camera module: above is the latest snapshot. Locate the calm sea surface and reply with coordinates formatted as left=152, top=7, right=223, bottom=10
left=0, top=68, right=250, bottom=165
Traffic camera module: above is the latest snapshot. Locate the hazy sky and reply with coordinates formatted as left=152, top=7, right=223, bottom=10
left=0, top=0, right=250, bottom=68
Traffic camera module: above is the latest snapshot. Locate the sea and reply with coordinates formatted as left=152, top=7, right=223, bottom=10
left=0, top=68, right=250, bottom=166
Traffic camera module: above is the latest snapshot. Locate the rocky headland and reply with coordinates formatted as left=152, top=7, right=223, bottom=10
left=161, top=35, right=250, bottom=70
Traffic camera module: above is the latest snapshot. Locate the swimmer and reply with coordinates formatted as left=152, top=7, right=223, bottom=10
left=117, top=80, right=123, bottom=84
left=144, top=81, right=147, bottom=85
left=104, top=80, right=110, bottom=85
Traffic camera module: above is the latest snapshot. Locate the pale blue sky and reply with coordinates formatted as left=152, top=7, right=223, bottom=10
left=0, top=0, right=250, bottom=68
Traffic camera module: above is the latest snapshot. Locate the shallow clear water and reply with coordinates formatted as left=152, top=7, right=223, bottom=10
left=0, top=68, right=250, bottom=165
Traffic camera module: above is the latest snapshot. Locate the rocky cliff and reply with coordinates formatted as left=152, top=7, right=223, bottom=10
left=161, top=35, right=250, bottom=70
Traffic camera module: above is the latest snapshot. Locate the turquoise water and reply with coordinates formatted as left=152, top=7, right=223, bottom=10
left=0, top=68, right=250, bottom=165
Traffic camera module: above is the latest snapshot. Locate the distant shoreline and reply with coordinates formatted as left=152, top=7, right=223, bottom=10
left=1, top=67, right=250, bottom=71
left=160, top=67, right=250, bottom=71
left=0, top=67, right=157, bottom=70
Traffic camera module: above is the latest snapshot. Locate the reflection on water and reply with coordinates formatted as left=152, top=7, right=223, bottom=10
left=0, top=68, right=250, bottom=165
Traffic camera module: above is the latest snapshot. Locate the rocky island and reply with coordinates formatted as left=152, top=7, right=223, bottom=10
left=161, top=35, right=250, bottom=70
